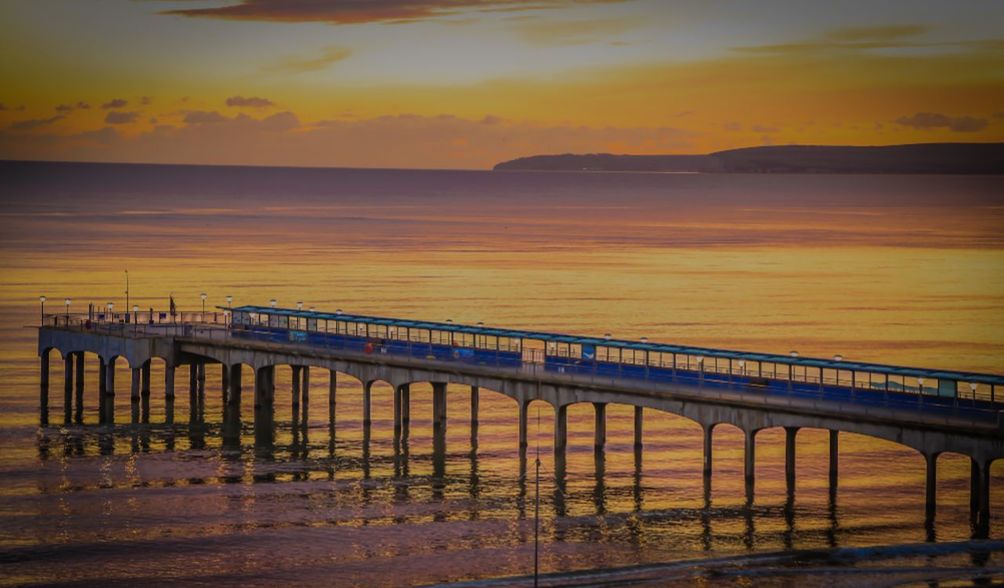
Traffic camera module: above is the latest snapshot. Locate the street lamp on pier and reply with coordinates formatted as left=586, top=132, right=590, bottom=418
left=107, top=302, right=114, bottom=322
left=226, top=295, right=233, bottom=309
left=918, top=377, right=925, bottom=395
left=200, top=292, right=207, bottom=316
left=64, top=298, right=71, bottom=322
left=269, top=299, right=277, bottom=309
left=39, top=295, right=46, bottom=325
left=297, top=301, right=304, bottom=311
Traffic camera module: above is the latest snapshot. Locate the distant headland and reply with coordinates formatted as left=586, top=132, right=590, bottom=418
left=493, top=143, right=1004, bottom=174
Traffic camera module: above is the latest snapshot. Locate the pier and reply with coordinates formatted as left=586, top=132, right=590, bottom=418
left=36, top=305, right=1004, bottom=535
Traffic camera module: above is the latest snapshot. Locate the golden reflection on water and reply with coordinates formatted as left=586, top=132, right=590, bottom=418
left=0, top=166, right=1003, bottom=585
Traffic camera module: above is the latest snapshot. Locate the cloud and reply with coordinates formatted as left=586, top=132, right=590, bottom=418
left=55, top=101, right=91, bottom=113
left=102, top=98, right=128, bottom=109
left=263, top=46, right=351, bottom=73
left=513, top=17, right=639, bottom=46
left=184, top=110, right=230, bottom=124
left=733, top=24, right=944, bottom=54
left=105, top=111, right=140, bottom=124
left=226, top=95, right=274, bottom=108
left=140, top=96, right=153, bottom=106
left=163, top=0, right=626, bottom=25
left=8, top=115, right=64, bottom=131
left=894, top=112, right=989, bottom=132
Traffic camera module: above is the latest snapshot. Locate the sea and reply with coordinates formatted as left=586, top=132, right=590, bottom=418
left=1, top=161, right=1003, bottom=586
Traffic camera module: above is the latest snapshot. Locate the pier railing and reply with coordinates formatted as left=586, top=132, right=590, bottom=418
left=40, top=312, right=1004, bottom=430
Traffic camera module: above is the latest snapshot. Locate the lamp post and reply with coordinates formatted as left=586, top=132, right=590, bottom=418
left=970, top=382, right=978, bottom=400
left=64, top=298, right=71, bottom=323
left=269, top=298, right=277, bottom=309
left=226, top=295, right=233, bottom=309
left=133, top=305, right=139, bottom=334
left=738, top=359, right=745, bottom=375
left=107, top=302, right=114, bottom=322
left=39, top=295, right=46, bottom=325
left=297, top=301, right=304, bottom=311
left=200, top=293, right=207, bottom=317
left=918, top=377, right=925, bottom=395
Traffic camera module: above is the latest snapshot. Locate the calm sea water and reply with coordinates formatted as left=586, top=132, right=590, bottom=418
left=1, top=161, right=1003, bottom=586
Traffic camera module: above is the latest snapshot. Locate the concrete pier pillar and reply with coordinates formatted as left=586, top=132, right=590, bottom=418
left=98, top=358, right=107, bottom=423
left=401, top=383, right=411, bottom=427
left=164, top=364, right=175, bottom=424
left=188, top=363, right=198, bottom=416
left=363, top=380, right=373, bottom=425
left=971, top=459, right=980, bottom=515
left=130, top=367, right=141, bottom=403
left=292, top=365, right=302, bottom=408
left=470, top=386, right=479, bottom=426
left=221, top=363, right=230, bottom=406
left=254, top=366, right=275, bottom=447
left=301, top=367, right=310, bottom=412
left=593, top=402, right=607, bottom=450
left=393, top=384, right=403, bottom=432
left=976, top=459, right=991, bottom=536
left=328, top=369, right=337, bottom=424
left=39, top=352, right=50, bottom=424
left=745, top=429, right=757, bottom=500
left=703, top=425, right=714, bottom=476
left=554, top=404, right=568, bottom=454
left=432, top=382, right=447, bottom=432
left=63, top=353, right=74, bottom=424
left=925, top=453, right=938, bottom=517
left=227, top=364, right=242, bottom=409
left=74, top=352, right=84, bottom=423
left=141, top=360, right=151, bottom=423
left=784, top=427, right=798, bottom=494
left=103, top=359, right=116, bottom=425
left=518, top=399, right=529, bottom=449
left=829, top=430, right=839, bottom=490
left=633, top=406, right=643, bottom=448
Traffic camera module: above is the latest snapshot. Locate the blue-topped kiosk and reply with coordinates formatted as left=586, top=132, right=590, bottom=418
left=37, top=304, right=1004, bottom=535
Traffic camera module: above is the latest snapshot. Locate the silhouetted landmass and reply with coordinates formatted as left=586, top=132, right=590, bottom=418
left=493, top=143, right=1004, bottom=174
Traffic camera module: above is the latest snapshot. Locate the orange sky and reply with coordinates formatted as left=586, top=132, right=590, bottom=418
left=1, top=0, right=1002, bottom=168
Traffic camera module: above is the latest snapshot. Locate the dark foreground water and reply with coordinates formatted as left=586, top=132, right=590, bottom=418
left=1, top=161, right=1003, bottom=586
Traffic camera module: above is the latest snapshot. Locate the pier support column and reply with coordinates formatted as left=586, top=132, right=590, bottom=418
left=197, top=362, right=206, bottom=418
left=103, top=359, right=116, bottom=425
left=40, top=351, right=50, bottom=424
left=254, top=366, right=275, bottom=447
left=328, top=369, right=336, bottom=425
left=301, top=367, right=310, bottom=425
left=130, top=367, right=141, bottom=423
left=829, top=430, right=839, bottom=491
left=401, top=384, right=411, bottom=427
left=141, top=360, right=151, bottom=424
left=227, top=364, right=242, bottom=411
left=633, top=406, right=643, bottom=448
left=745, top=429, right=757, bottom=502
left=518, top=399, right=529, bottom=449
left=363, top=380, right=373, bottom=426
left=593, top=402, right=607, bottom=450
left=164, top=364, right=175, bottom=425
left=222, top=364, right=243, bottom=445
left=292, top=365, right=302, bottom=409
left=221, top=363, right=230, bottom=406
left=432, top=382, right=447, bottom=432
left=74, top=352, right=84, bottom=423
left=784, top=427, right=798, bottom=495
left=554, top=404, right=568, bottom=455
left=393, top=384, right=403, bottom=432
left=925, top=452, right=938, bottom=518
left=976, top=460, right=991, bottom=537
left=188, top=363, right=198, bottom=420
left=971, top=459, right=980, bottom=515
left=470, top=386, right=479, bottom=426
left=98, top=357, right=107, bottom=423
left=63, top=353, right=74, bottom=424
left=703, top=425, right=714, bottom=477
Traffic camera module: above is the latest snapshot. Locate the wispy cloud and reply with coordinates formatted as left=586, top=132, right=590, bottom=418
left=56, top=101, right=90, bottom=113
left=895, top=112, right=989, bottom=132
left=263, top=46, right=352, bottom=73
left=8, top=115, right=64, bottom=131
left=101, top=98, right=128, bottom=109
left=163, top=0, right=626, bottom=25
left=226, top=96, right=274, bottom=108
left=732, top=24, right=943, bottom=53
left=105, top=111, right=140, bottom=124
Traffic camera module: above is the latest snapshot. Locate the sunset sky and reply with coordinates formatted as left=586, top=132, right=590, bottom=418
left=1, top=0, right=1002, bottom=169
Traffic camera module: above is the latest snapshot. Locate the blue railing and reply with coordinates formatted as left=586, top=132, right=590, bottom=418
left=228, top=325, right=1003, bottom=428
